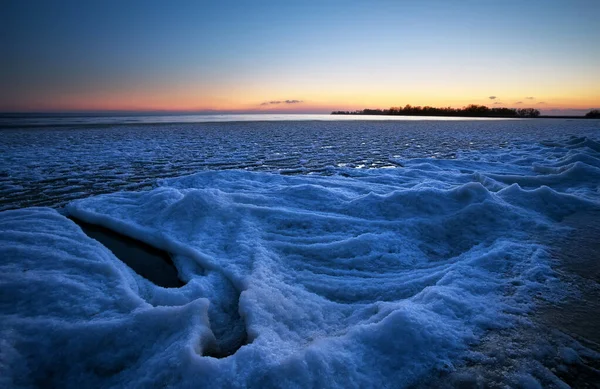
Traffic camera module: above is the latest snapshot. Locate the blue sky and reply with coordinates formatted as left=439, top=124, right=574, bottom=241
left=2, top=0, right=599, bottom=113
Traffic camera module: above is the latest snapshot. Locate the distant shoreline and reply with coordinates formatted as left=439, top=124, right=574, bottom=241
left=331, top=113, right=593, bottom=119
left=332, top=105, right=600, bottom=119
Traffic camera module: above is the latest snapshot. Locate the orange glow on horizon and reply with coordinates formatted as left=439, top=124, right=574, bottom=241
left=3, top=86, right=598, bottom=113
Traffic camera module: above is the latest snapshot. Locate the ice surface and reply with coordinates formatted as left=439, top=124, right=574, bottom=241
left=1, top=121, right=600, bottom=387
left=2, top=119, right=599, bottom=211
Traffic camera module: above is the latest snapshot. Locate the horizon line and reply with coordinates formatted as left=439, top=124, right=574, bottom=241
left=1, top=106, right=598, bottom=117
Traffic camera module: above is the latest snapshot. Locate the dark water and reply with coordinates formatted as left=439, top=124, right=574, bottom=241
left=71, top=217, right=183, bottom=288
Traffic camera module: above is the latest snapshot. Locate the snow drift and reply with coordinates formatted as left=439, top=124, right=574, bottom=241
left=1, top=135, right=600, bottom=388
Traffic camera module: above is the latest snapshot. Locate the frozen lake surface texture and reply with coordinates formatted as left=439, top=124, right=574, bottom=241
left=1, top=116, right=600, bottom=388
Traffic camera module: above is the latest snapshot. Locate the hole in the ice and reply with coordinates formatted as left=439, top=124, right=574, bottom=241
left=201, top=279, right=251, bottom=358
left=70, top=217, right=184, bottom=288
left=202, top=331, right=250, bottom=359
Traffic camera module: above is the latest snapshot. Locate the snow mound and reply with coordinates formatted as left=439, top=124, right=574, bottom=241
left=2, top=136, right=600, bottom=387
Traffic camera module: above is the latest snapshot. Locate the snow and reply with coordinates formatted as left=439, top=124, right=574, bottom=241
left=1, top=121, right=600, bottom=387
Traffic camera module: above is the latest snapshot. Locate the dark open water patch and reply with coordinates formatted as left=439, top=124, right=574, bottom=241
left=70, top=217, right=184, bottom=288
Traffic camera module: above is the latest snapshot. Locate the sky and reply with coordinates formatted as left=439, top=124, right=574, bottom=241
left=1, top=0, right=599, bottom=115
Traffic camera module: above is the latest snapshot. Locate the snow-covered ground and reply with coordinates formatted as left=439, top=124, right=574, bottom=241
left=1, top=119, right=599, bottom=387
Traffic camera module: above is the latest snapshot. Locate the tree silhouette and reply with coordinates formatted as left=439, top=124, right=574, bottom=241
left=332, top=104, right=541, bottom=118
left=585, top=109, right=600, bottom=118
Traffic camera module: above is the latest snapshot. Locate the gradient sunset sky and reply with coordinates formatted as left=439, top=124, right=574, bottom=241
left=2, top=0, right=599, bottom=114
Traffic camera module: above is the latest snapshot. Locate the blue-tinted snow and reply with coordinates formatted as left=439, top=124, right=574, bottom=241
left=1, top=119, right=600, bottom=387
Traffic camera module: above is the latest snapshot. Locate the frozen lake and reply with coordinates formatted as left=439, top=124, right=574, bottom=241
left=1, top=116, right=600, bottom=388
left=1, top=117, right=598, bottom=211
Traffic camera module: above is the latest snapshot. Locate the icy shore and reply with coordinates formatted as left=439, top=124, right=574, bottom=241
left=1, top=135, right=600, bottom=388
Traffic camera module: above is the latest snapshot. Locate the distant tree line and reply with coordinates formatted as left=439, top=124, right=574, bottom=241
left=332, top=104, right=541, bottom=118
left=585, top=109, right=600, bottom=118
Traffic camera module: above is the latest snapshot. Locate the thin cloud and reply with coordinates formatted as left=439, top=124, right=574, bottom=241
left=536, top=101, right=546, bottom=105
left=525, top=96, right=535, bottom=100
left=260, top=99, right=303, bottom=106
left=493, top=102, right=503, bottom=105
left=488, top=96, right=497, bottom=100
left=514, top=101, right=523, bottom=105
